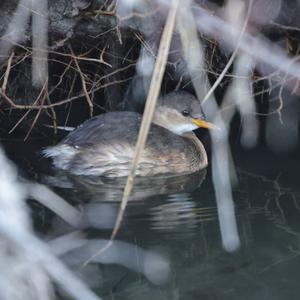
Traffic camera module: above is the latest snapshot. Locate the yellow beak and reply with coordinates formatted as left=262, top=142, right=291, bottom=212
left=192, top=118, right=216, bottom=129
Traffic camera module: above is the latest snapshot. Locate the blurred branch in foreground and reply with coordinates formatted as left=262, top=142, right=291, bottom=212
left=0, top=145, right=172, bottom=299
left=0, top=146, right=102, bottom=300
left=1, top=0, right=300, bottom=282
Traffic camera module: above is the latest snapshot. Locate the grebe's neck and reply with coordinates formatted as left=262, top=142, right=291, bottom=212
left=152, top=107, right=198, bottom=135
left=182, top=132, right=208, bottom=166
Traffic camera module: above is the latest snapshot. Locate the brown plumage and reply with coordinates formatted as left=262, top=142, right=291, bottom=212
left=43, top=92, right=214, bottom=177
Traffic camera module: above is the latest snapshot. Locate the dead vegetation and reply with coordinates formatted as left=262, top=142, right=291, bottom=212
left=1, top=1, right=300, bottom=298
left=0, top=1, right=299, bottom=141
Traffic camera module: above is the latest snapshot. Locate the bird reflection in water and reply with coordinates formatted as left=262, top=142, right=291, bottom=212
left=45, top=168, right=206, bottom=201
left=43, top=169, right=206, bottom=232
left=42, top=170, right=208, bottom=292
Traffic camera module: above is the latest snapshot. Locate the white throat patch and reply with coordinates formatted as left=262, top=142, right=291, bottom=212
left=171, top=123, right=198, bottom=135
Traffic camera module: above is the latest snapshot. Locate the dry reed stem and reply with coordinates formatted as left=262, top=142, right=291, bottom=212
left=82, top=0, right=180, bottom=265
left=111, top=0, right=180, bottom=240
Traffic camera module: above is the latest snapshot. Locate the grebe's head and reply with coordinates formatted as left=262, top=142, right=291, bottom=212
left=153, top=92, right=215, bottom=135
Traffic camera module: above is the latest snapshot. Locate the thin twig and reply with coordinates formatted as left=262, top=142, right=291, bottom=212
left=69, top=46, right=94, bottom=117
left=8, top=80, right=48, bottom=134
left=194, top=7, right=300, bottom=82
left=201, top=0, right=253, bottom=104
left=0, top=76, right=134, bottom=110
left=2, top=50, right=14, bottom=94
left=45, top=95, right=58, bottom=134
left=24, top=85, right=47, bottom=140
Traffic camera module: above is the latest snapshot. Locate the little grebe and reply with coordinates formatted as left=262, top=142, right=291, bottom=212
left=43, top=92, right=214, bottom=177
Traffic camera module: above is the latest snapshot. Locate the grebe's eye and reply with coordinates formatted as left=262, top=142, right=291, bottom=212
left=181, top=109, right=190, bottom=117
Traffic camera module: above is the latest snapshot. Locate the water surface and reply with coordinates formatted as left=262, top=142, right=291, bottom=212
left=2, top=137, right=300, bottom=300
